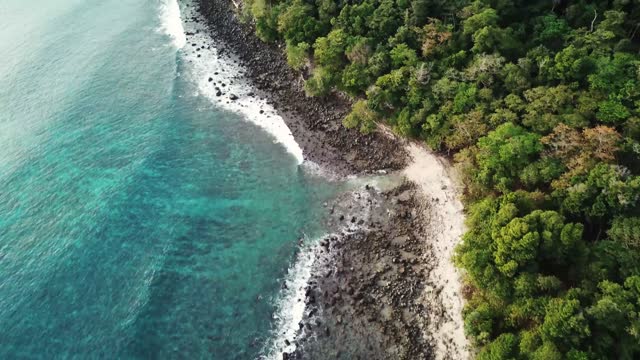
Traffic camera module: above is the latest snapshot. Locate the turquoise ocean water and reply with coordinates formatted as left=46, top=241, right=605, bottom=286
left=0, top=0, right=339, bottom=358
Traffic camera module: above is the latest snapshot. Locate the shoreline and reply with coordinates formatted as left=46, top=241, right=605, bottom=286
left=195, top=0, right=408, bottom=176
left=169, top=1, right=306, bottom=164
left=187, top=0, right=469, bottom=358
left=283, top=142, right=470, bottom=360
left=401, top=141, right=470, bottom=360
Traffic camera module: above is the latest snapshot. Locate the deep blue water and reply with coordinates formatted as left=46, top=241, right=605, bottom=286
left=0, top=0, right=336, bottom=358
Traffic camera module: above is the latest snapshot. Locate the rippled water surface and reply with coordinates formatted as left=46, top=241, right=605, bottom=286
left=0, top=0, right=338, bottom=358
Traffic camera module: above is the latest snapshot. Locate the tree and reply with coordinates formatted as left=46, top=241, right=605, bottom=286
left=587, top=278, right=640, bottom=358
left=520, top=158, right=565, bottom=188
left=558, top=163, right=640, bottom=221
left=389, top=43, right=418, bottom=68
left=343, top=100, right=378, bottom=134
left=541, top=298, right=591, bottom=351
left=334, top=2, right=375, bottom=36
left=345, top=37, right=372, bottom=65
left=369, top=0, right=402, bottom=39
left=419, top=19, right=452, bottom=57
left=493, top=210, right=583, bottom=277
left=534, top=15, right=571, bottom=48
left=254, top=3, right=282, bottom=42
left=597, top=99, right=631, bottom=124
left=445, top=110, right=489, bottom=150
left=552, top=45, right=594, bottom=83
left=340, top=63, right=371, bottom=96
left=462, top=7, right=498, bottom=36
left=465, top=301, right=500, bottom=345
left=452, top=83, right=478, bottom=113
left=522, top=86, right=577, bottom=133
left=532, top=342, right=564, bottom=360
left=277, top=1, right=322, bottom=44
left=369, top=67, right=412, bottom=111
left=502, top=61, right=531, bottom=93
left=304, top=66, right=334, bottom=96
left=465, top=53, right=506, bottom=88
left=313, top=29, right=347, bottom=69
left=608, top=217, right=640, bottom=249
left=471, top=26, right=519, bottom=54
left=315, top=0, right=338, bottom=22
left=477, top=333, right=519, bottom=360
left=472, top=123, right=542, bottom=192
left=588, top=53, right=640, bottom=96
left=541, top=124, right=622, bottom=189
left=285, top=41, right=309, bottom=70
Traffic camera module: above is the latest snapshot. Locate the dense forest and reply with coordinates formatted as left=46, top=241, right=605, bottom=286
left=238, top=0, right=640, bottom=358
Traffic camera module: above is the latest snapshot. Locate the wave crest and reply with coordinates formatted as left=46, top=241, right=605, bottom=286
left=158, top=0, right=186, bottom=48
left=179, top=4, right=305, bottom=164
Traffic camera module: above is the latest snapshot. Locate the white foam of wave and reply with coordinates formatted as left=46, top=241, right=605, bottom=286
left=261, top=188, right=377, bottom=358
left=344, top=171, right=405, bottom=192
left=158, top=0, right=186, bottom=48
left=261, top=236, right=323, bottom=359
left=299, top=160, right=342, bottom=181
left=178, top=5, right=304, bottom=164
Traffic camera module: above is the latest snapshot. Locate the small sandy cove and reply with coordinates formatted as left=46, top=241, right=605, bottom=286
left=402, top=140, right=470, bottom=360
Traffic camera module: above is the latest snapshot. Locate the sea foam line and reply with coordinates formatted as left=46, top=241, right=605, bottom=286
left=160, top=2, right=335, bottom=357
left=170, top=1, right=304, bottom=164
left=158, top=0, right=187, bottom=48
left=260, top=188, right=378, bottom=359
left=260, top=236, right=323, bottom=359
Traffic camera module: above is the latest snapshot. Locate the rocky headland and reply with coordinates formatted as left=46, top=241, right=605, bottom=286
left=184, top=0, right=470, bottom=358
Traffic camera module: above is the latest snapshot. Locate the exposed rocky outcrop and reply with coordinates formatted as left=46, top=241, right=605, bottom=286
left=195, top=0, right=407, bottom=176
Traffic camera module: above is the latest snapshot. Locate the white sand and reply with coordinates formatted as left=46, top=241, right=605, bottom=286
left=402, top=141, right=470, bottom=359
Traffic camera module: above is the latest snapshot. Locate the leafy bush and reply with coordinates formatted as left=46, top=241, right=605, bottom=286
left=285, top=41, right=309, bottom=70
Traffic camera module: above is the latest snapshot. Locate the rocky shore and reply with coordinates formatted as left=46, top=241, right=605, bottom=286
left=187, top=0, right=469, bottom=359
left=285, top=183, right=438, bottom=360
left=276, top=150, right=469, bottom=360
left=194, top=0, right=407, bottom=176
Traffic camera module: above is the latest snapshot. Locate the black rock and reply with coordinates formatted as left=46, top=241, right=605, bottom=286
left=229, top=94, right=239, bottom=100
left=216, top=91, right=222, bottom=97
left=208, top=77, right=213, bottom=82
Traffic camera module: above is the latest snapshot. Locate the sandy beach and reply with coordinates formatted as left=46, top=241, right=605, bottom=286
left=403, top=142, right=469, bottom=360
